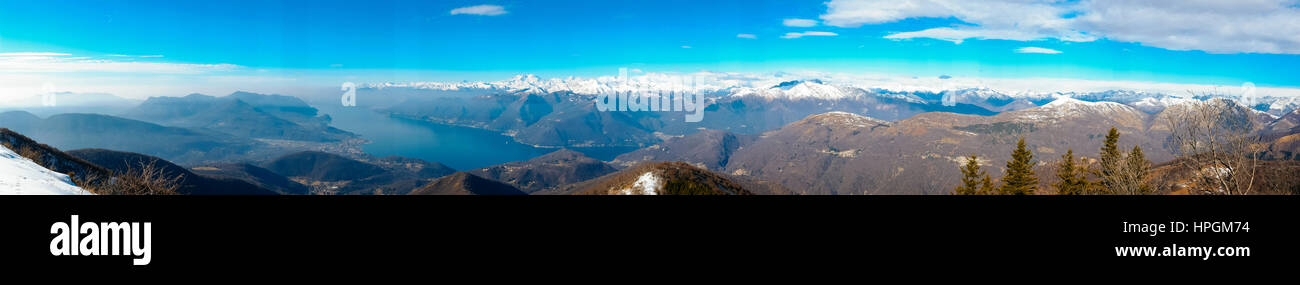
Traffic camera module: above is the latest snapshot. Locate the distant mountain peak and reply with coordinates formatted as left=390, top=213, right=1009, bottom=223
left=1041, top=96, right=1136, bottom=113
left=532, top=148, right=587, bottom=161
left=1003, top=96, right=1147, bottom=127
left=577, top=162, right=751, bottom=195
left=412, top=172, right=526, bottom=195
left=733, top=80, right=865, bottom=100
left=182, top=93, right=216, bottom=99
left=772, top=79, right=823, bottom=89
left=802, top=111, right=889, bottom=128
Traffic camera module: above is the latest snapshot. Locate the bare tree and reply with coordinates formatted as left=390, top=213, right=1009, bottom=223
left=1163, top=98, right=1259, bottom=195
left=1101, top=145, right=1153, bottom=195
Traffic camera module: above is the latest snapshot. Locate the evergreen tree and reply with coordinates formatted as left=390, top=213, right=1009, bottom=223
left=1054, top=149, right=1088, bottom=195
left=1095, top=127, right=1122, bottom=194
left=999, top=136, right=1038, bottom=195
left=952, top=154, right=984, bottom=195
left=1125, top=145, right=1153, bottom=194
left=978, top=174, right=996, bottom=195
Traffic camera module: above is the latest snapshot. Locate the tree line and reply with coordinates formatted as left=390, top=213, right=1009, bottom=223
left=952, top=127, right=1150, bottom=195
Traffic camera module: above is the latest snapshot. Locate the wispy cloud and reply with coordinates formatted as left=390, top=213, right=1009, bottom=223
left=0, top=52, right=239, bottom=74
left=782, top=31, right=838, bottom=39
left=0, top=52, right=71, bottom=57
left=1014, top=47, right=1062, bottom=54
left=736, top=33, right=758, bottom=39
left=782, top=18, right=818, bottom=27
left=681, top=45, right=693, bottom=49
left=450, top=5, right=508, bottom=16
left=106, top=54, right=165, bottom=58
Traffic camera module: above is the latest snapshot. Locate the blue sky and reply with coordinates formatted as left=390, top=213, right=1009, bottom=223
left=2, top=0, right=1299, bottom=98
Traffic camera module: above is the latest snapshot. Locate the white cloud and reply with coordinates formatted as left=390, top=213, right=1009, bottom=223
left=450, top=4, right=508, bottom=16
left=0, top=52, right=239, bottom=74
left=106, top=54, right=165, bottom=58
left=824, top=0, right=1092, bottom=43
left=681, top=45, right=693, bottom=49
left=783, top=18, right=818, bottom=27
left=0, top=52, right=71, bottom=57
left=884, top=27, right=1079, bottom=44
left=736, top=33, right=758, bottom=39
left=820, top=0, right=1300, bottom=54
left=1015, top=47, right=1062, bottom=54
left=1074, top=1, right=1300, bottom=54
left=782, top=31, right=839, bottom=39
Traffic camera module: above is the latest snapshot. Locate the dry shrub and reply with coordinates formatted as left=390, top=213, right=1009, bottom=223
left=15, top=144, right=45, bottom=165
left=80, top=159, right=182, bottom=195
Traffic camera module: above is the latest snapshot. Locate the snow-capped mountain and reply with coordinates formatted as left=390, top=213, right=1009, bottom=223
left=1130, top=96, right=1196, bottom=114
left=360, top=73, right=1300, bottom=150
left=1068, top=90, right=1165, bottom=104
left=943, top=87, right=1019, bottom=101
left=1268, top=96, right=1300, bottom=117
left=1010, top=97, right=1145, bottom=124
left=367, top=73, right=748, bottom=95
left=0, top=144, right=92, bottom=195
left=731, top=80, right=873, bottom=100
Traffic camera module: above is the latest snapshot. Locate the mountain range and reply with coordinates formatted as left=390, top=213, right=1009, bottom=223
left=609, top=98, right=1297, bottom=195
left=0, top=92, right=141, bottom=117
left=0, top=91, right=364, bottom=166
left=123, top=92, right=356, bottom=142
left=3, top=74, right=1299, bottom=195
left=411, top=172, right=527, bottom=195
left=360, top=75, right=1300, bottom=151
left=0, top=111, right=265, bottom=165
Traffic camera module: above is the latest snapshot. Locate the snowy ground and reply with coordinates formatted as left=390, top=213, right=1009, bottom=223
left=0, top=145, right=92, bottom=195
left=616, top=172, right=661, bottom=195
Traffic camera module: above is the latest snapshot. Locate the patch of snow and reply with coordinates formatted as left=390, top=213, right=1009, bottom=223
left=616, top=172, right=661, bottom=195
left=0, top=145, right=92, bottom=195
left=949, top=155, right=991, bottom=167
left=819, top=148, right=860, bottom=158
left=808, top=111, right=889, bottom=128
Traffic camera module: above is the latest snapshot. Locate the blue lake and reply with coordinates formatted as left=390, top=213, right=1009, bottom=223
left=318, top=106, right=637, bottom=171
